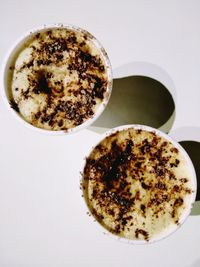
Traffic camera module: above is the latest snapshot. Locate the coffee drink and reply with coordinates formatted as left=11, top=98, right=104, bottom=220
left=82, top=126, right=196, bottom=242
left=7, top=26, right=112, bottom=131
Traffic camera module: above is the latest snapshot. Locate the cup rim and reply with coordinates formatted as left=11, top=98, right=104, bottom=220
left=80, top=124, right=197, bottom=244
left=1, top=23, right=113, bottom=135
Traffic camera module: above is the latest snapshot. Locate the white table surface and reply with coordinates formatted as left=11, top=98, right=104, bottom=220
left=0, top=1, right=200, bottom=266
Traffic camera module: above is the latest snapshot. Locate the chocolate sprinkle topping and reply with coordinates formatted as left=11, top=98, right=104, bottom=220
left=82, top=128, right=193, bottom=241
left=11, top=28, right=110, bottom=131
left=10, top=99, right=19, bottom=112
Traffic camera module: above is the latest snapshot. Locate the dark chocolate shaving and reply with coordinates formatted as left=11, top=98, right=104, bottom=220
left=135, top=228, right=149, bottom=241
left=10, top=100, right=19, bottom=112
left=33, top=73, right=51, bottom=95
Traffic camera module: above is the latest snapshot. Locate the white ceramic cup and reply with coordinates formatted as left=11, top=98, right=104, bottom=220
left=81, top=124, right=197, bottom=244
left=1, top=23, right=113, bottom=135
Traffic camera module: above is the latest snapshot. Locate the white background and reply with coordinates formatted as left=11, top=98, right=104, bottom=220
left=0, top=1, right=200, bottom=266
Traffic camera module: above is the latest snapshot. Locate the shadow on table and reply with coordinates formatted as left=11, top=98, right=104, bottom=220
left=179, top=141, right=200, bottom=202
left=90, top=75, right=175, bottom=133
left=170, top=127, right=200, bottom=216
left=89, top=62, right=176, bottom=133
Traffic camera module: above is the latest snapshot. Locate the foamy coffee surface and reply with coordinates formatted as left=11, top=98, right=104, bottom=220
left=82, top=128, right=194, bottom=241
left=10, top=28, right=109, bottom=131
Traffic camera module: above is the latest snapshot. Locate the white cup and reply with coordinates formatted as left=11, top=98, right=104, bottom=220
left=1, top=23, right=113, bottom=135
left=81, top=124, right=197, bottom=244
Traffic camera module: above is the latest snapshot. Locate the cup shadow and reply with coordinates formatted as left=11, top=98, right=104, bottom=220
left=179, top=141, right=200, bottom=201
left=170, top=127, right=200, bottom=215
left=89, top=62, right=176, bottom=134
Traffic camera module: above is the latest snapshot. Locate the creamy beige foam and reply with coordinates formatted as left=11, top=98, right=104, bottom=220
left=10, top=27, right=110, bottom=131
left=82, top=127, right=195, bottom=242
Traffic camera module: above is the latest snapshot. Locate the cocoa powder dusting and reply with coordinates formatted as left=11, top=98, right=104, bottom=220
left=11, top=28, right=109, bottom=130
left=82, top=128, right=193, bottom=241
